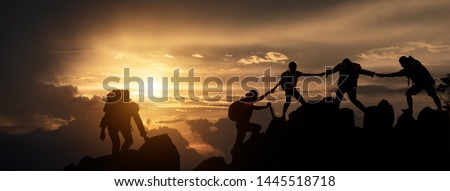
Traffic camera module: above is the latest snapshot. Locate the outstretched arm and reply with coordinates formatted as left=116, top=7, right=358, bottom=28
left=256, top=90, right=273, bottom=102
left=376, top=69, right=407, bottom=77
left=360, top=69, right=375, bottom=77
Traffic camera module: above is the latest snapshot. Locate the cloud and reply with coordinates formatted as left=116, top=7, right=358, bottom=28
left=406, top=42, right=450, bottom=53
left=357, top=42, right=450, bottom=60
left=0, top=83, right=81, bottom=133
left=164, top=54, right=174, bottom=58
left=113, top=53, right=130, bottom=60
left=155, top=118, right=185, bottom=124
left=186, top=118, right=235, bottom=162
left=192, top=54, right=204, bottom=58
left=237, top=52, right=289, bottom=65
left=0, top=96, right=111, bottom=170
left=142, top=53, right=176, bottom=59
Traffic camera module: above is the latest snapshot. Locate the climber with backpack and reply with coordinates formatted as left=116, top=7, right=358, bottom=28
left=269, top=61, right=323, bottom=120
left=375, top=56, right=442, bottom=113
left=229, top=89, right=271, bottom=156
left=319, top=58, right=375, bottom=112
left=99, top=89, right=149, bottom=155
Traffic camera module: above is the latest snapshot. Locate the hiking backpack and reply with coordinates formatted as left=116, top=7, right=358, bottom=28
left=341, top=62, right=362, bottom=79
left=406, top=56, right=434, bottom=85
left=228, top=101, right=248, bottom=121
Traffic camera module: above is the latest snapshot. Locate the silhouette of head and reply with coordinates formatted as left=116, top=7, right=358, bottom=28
left=399, top=56, right=409, bottom=68
left=107, top=89, right=131, bottom=103
left=288, top=62, right=297, bottom=70
left=244, top=90, right=259, bottom=103
left=342, top=58, right=352, bottom=65
left=106, top=92, right=116, bottom=103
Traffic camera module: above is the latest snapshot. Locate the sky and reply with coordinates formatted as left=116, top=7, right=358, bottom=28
left=1, top=0, right=450, bottom=170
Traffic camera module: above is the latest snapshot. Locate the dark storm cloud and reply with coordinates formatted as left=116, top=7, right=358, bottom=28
left=1, top=2, right=86, bottom=132
left=0, top=96, right=109, bottom=170
left=0, top=2, right=134, bottom=132
left=0, top=83, right=79, bottom=132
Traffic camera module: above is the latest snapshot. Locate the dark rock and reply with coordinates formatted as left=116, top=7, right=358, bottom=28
left=65, top=134, right=180, bottom=170
left=364, top=100, right=394, bottom=132
left=395, top=109, right=417, bottom=131
left=139, top=134, right=180, bottom=170
left=194, top=98, right=449, bottom=170
left=193, top=157, right=227, bottom=171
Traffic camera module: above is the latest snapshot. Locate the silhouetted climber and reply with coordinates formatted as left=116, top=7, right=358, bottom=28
left=100, top=90, right=148, bottom=155
left=375, top=56, right=442, bottom=113
left=320, top=58, right=375, bottom=112
left=270, top=61, right=322, bottom=120
left=229, top=90, right=271, bottom=155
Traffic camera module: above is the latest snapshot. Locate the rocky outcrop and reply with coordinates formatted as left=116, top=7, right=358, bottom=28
left=196, top=99, right=449, bottom=170
left=65, top=134, right=180, bottom=170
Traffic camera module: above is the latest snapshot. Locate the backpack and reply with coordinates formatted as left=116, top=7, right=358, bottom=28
left=341, top=62, right=362, bottom=79
left=406, top=56, right=434, bottom=85
left=228, top=101, right=249, bottom=121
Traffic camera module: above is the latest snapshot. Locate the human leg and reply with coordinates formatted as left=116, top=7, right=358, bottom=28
left=425, top=85, right=442, bottom=110
left=120, top=125, right=133, bottom=151
left=334, top=84, right=347, bottom=108
left=233, top=122, right=247, bottom=150
left=283, top=92, right=293, bottom=119
left=347, top=85, right=366, bottom=112
left=293, top=88, right=306, bottom=104
left=107, top=126, right=120, bottom=155
left=405, top=85, right=422, bottom=112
